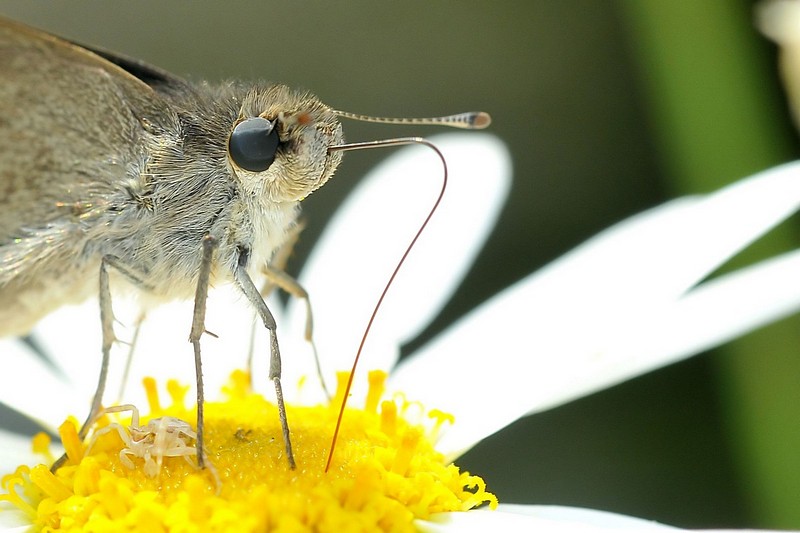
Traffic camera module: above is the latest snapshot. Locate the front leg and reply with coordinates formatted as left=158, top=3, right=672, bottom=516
left=188, top=235, right=217, bottom=469
left=247, top=219, right=329, bottom=399
left=234, top=246, right=296, bottom=470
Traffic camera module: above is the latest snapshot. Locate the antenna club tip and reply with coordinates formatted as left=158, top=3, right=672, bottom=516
left=471, top=112, right=492, bottom=129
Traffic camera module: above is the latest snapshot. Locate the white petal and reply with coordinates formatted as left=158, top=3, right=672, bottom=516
left=125, top=285, right=275, bottom=406
left=497, top=504, right=677, bottom=528
left=391, top=162, right=800, bottom=458
left=278, top=133, right=510, bottom=399
left=513, top=160, right=800, bottom=317
left=0, top=430, right=52, bottom=530
left=30, top=293, right=188, bottom=415
left=595, top=248, right=800, bottom=384
left=0, top=510, right=30, bottom=532
left=12, top=298, right=98, bottom=401
left=32, top=296, right=130, bottom=398
left=0, top=340, right=82, bottom=430
left=29, top=282, right=287, bottom=415
left=0, top=429, right=48, bottom=472
left=646, top=160, right=800, bottom=298
left=417, top=505, right=676, bottom=531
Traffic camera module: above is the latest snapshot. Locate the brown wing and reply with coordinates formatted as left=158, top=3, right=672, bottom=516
left=0, top=17, right=173, bottom=333
left=0, top=17, right=158, bottom=231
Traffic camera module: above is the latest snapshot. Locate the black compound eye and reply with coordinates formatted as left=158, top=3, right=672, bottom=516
left=228, top=117, right=280, bottom=172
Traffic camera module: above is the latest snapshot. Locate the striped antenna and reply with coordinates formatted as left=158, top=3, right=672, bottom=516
left=333, top=110, right=491, bottom=130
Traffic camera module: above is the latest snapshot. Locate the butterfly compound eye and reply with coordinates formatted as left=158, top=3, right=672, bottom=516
left=228, top=117, right=280, bottom=172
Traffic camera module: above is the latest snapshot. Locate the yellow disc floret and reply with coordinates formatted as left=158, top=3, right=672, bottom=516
left=1, top=370, right=497, bottom=531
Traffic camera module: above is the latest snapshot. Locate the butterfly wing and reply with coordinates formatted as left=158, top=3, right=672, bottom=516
left=0, top=17, right=175, bottom=334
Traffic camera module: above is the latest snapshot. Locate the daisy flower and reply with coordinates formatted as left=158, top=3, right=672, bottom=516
left=2, top=133, right=800, bottom=531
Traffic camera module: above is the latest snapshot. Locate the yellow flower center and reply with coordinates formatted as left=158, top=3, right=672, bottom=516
left=1, top=370, right=496, bottom=531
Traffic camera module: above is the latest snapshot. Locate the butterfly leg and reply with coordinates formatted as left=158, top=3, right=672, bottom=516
left=235, top=245, right=296, bottom=470
left=188, top=235, right=216, bottom=469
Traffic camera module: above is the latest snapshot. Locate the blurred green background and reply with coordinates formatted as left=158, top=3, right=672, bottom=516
left=3, top=0, right=800, bottom=528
